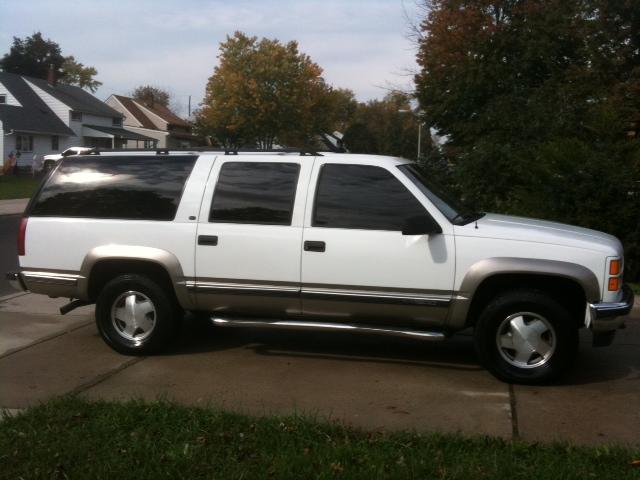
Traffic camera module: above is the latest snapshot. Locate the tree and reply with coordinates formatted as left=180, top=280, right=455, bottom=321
left=343, top=92, right=432, bottom=160
left=415, top=0, right=640, bottom=279
left=0, top=32, right=101, bottom=91
left=131, top=85, right=171, bottom=108
left=197, top=31, right=337, bottom=149
left=322, top=88, right=358, bottom=133
left=61, top=56, right=101, bottom=93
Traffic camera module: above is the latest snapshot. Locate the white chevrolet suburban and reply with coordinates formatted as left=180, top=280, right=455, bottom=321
left=7, top=150, right=634, bottom=384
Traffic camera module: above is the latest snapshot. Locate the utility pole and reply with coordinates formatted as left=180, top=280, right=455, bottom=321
left=417, top=122, right=422, bottom=161
left=188, top=95, right=191, bottom=117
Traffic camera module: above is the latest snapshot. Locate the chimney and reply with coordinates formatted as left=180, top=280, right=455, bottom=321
left=47, top=64, right=57, bottom=86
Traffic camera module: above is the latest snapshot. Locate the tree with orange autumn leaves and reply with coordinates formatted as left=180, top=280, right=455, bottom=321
left=197, top=32, right=355, bottom=150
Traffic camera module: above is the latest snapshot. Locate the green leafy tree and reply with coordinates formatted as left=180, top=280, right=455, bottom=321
left=343, top=92, right=432, bottom=160
left=131, top=85, right=171, bottom=108
left=61, top=56, right=101, bottom=93
left=0, top=32, right=101, bottom=91
left=197, top=31, right=339, bottom=150
left=415, top=0, right=640, bottom=279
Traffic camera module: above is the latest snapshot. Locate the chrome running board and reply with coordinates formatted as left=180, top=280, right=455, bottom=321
left=211, top=317, right=446, bottom=341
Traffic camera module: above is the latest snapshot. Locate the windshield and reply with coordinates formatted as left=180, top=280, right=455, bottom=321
left=398, top=164, right=480, bottom=224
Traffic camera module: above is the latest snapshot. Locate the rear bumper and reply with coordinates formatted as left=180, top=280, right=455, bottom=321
left=589, top=284, right=635, bottom=332
left=6, top=272, right=27, bottom=292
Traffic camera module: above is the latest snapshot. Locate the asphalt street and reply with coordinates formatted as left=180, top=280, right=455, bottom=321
left=0, top=215, right=20, bottom=296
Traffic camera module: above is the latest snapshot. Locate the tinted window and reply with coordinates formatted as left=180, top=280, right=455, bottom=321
left=30, top=155, right=196, bottom=220
left=398, top=164, right=463, bottom=222
left=313, top=164, right=428, bottom=231
left=210, top=162, right=300, bottom=225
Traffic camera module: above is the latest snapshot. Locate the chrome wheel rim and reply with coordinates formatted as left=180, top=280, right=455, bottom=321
left=110, top=290, right=156, bottom=342
left=496, top=312, right=556, bottom=369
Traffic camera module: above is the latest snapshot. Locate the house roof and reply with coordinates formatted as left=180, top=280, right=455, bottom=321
left=0, top=72, right=76, bottom=136
left=27, top=76, right=123, bottom=118
left=144, top=102, right=191, bottom=128
left=113, top=94, right=190, bottom=129
left=113, top=95, right=157, bottom=130
left=84, top=124, right=155, bottom=141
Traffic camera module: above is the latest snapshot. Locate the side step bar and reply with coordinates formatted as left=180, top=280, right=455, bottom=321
left=211, top=317, right=446, bottom=341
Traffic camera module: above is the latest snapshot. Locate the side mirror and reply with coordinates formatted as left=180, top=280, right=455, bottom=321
left=402, top=215, right=442, bottom=236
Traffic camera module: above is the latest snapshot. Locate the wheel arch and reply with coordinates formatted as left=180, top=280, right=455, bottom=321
left=78, top=245, right=193, bottom=309
left=447, top=258, right=600, bottom=330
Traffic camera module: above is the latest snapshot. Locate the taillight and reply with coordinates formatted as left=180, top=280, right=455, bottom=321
left=17, top=217, right=28, bottom=256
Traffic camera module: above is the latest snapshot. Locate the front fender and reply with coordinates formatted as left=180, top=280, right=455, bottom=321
left=447, top=257, right=601, bottom=330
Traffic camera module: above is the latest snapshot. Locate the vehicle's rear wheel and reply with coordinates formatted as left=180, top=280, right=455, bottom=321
left=474, top=289, right=578, bottom=384
left=95, top=274, right=180, bottom=355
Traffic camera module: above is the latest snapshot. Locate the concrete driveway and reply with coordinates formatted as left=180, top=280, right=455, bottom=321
left=0, top=291, right=638, bottom=446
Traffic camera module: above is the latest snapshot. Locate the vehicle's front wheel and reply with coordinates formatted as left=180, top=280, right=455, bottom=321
left=474, top=290, right=578, bottom=384
left=95, top=274, right=180, bottom=355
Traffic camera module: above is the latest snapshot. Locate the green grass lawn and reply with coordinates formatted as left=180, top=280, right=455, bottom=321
left=1, top=398, right=638, bottom=480
left=630, top=283, right=640, bottom=295
left=0, top=175, right=41, bottom=200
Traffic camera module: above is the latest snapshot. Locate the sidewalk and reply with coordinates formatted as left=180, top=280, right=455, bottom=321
left=1, top=292, right=638, bottom=446
left=0, top=198, right=28, bottom=216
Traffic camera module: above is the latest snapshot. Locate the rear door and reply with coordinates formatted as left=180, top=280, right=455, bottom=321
left=194, top=155, right=313, bottom=317
left=300, top=160, right=456, bottom=328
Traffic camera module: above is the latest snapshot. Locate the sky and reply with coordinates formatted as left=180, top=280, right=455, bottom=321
left=0, top=0, right=423, bottom=117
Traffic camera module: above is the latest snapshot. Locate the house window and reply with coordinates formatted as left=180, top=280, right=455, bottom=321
left=143, top=140, right=152, bottom=148
left=51, top=136, right=59, bottom=151
left=112, top=117, right=123, bottom=127
left=0, top=94, right=6, bottom=104
left=16, top=135, right=34, bottom=152
left=71, top=111, right=83, bottom=122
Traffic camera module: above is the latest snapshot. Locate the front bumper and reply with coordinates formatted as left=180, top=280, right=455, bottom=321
left=6, top=272, right=27, bottom=292
left=589, top=284, right=635, bottom=333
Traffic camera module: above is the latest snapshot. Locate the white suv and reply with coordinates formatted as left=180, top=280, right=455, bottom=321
left=7, top=150, right=634, bottom=384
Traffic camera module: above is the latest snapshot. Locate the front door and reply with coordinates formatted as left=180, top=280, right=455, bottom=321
left=194, top=156, right=312, bottom=318
left=300, top=161, right=456, bottom=328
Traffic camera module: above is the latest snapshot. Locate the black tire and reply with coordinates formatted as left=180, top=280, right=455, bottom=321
left=473, top=289, right=578, bottom=385
left=95, top=274, right=181, bottom=355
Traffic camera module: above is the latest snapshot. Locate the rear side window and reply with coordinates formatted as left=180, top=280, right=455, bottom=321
left=209, top=162, right=300, bottom=225
left=313, top=164, right=427, bottom=231
left=30, top=155, right=197, bottom=220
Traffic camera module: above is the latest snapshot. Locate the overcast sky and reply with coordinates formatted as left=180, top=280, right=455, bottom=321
left=0, top=0, right=422, bottom=117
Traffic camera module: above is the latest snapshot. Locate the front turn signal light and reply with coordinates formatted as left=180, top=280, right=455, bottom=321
left=609, top=259, right=621, bottom=276
left=608, top=277, right=621, bottom=291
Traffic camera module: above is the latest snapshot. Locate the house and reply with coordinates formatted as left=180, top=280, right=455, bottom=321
left=0, top=72, right=75, bottom=167
left=105, top=94, right=198, bottom=148
left=0, top=71, right=154, bottom=166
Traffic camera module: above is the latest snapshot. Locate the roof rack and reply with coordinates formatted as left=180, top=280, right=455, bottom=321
left=80, top=147, right=324, bottom=156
